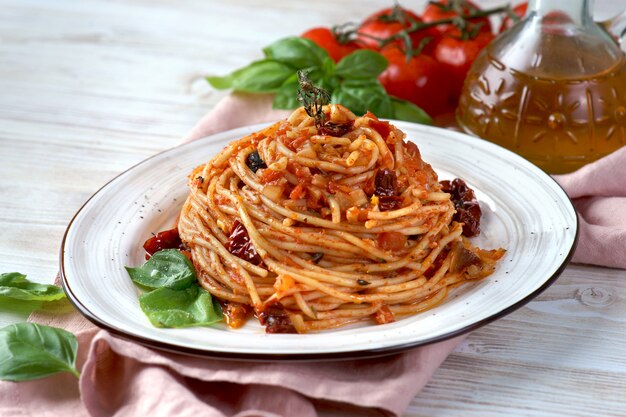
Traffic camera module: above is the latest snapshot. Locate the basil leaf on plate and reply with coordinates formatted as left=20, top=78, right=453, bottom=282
left=207, top=60, right=294, bottom=93
left=125, top=249, right=195, bottom=290
left=0, top=272, right=66, bottom=302
left=391, top=98, right=433, bottom=125
left=332, top=80, right=393, bottom=118
left=335, top=50, right=388, bottom=80
left=262, top=37, right=328, bottom=69
left=139, top=285, right=223, bottom=328
left=0, top=323, right=79, bottom=381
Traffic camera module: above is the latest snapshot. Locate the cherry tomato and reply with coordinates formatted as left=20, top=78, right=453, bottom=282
left=301, top=27, right=360, bottom=62
left=378, top=45, right=451, bottom=117
left=500, top=2, right=528, bottom=32
left=432, top=31, right=495, bottom=101
left=422, top=0, right=492, bottom=38
left=357, top=7, right=434, bottom=51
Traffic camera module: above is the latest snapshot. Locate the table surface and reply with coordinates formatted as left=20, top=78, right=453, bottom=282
left=1, top=0, right=625, bottom=416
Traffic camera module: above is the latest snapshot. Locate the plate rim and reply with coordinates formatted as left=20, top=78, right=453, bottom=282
left=60, top=120, right=579, bottom=361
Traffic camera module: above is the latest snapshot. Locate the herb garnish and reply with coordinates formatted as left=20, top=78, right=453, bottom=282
left=207, top=37, right=432, bottom=125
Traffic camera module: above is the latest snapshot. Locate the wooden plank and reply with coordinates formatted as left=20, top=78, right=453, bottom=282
left=408, top=265, right=626, bottom=416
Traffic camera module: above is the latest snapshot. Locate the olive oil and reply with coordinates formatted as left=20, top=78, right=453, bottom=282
left=458, top=50, right=626, bottom=174
left=456, top=0, right=626, bottom=174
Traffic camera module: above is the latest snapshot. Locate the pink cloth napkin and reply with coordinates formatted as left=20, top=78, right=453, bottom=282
left=553, top=147, right=626, bottom=269
left=1, top=92, right=624, bottom=417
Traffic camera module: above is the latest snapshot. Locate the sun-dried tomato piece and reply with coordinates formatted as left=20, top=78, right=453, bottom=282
left=374, top=169, right=398, bottom=197
left=456, top=202, right=481, bottom=237
left=378, top=195, right=403, bottom=211
left=376, top=231, right=407, bottom=252
left=257, top=303, right=296, bottom=334
left=368, top=119, right=392, bottom=139
left=227, top=220, right=262, bottom=265
left=440, top=178, right=482, bottom=237
left=318, top=120, right=354, bottom=136
left=143, top=228, right=185, bottom=259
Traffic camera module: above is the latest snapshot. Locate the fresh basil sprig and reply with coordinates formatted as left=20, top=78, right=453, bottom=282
left=0, top=323, right=79, bottom=381
left=207, top=37, right=432, bottom=125
left=0, top=272, right=66, bottom=302
left=126, top=250, right=223, bottom=329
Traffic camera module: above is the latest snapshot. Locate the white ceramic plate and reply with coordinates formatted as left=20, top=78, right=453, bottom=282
left=61, top=121, right=577, bottom=360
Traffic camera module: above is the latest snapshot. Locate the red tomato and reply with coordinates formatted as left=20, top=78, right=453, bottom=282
left=378, top=45, right=451, bottom=117
left=422, top=0, right=492, bottom=37
left=376, top=232, right=407, bottom=252
left=433, top=31, right=495, bottom=101
left=500, top=2, right=529, bottom=32
left=357, top=7, right=434, bottom=51
left=301, top=27, right=360, bottom=62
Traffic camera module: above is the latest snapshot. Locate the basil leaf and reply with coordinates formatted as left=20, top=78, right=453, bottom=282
left=125, top=249, right=195, bottom=290
left=0, top=272, right=27, bottom=285
left=335, top=50, right=388, bottom=79
left=320, top=75, right=340, bottom=92
left=321, top=57, right=336, bottom=77
left=391, top=98, right=433, bottom=125
left=207, top=60, right=294, bottom=93
left=139, top=285, right=223, bottom=328
left=0, top=297, right=42, bottom=316
left=341, top=78, right=384, bottom=88
left=0, top=323, right=79, bottom=381
left=332, top=81, right=393, bottom=117
left=273, top=81, right=300, bottom=110
left=0, top=272, right=66, bottom=302
left=262, top=37, right=329, bottom=69
left=205, top=73, right=234, bottom=89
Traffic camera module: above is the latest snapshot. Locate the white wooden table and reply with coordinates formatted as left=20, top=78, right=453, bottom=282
left=1, top=0, right=625, bottom=415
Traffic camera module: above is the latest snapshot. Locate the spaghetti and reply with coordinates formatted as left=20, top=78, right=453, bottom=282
left=178, top=105, right=504, bottom=333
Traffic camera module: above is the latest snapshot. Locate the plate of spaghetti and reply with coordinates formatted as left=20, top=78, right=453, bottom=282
left=61, top=104, right=577, bottom=360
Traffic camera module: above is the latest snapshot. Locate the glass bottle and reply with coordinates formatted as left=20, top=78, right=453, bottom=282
left=457, top=0, right=626, bottom=174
